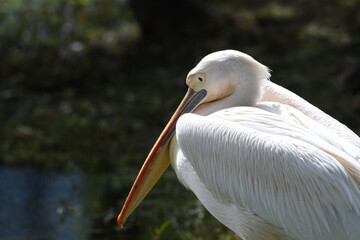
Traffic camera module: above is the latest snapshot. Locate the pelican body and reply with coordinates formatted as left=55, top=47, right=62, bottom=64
left=118, top=50, right=360, bottom=240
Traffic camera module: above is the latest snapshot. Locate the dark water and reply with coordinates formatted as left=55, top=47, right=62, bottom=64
left=0, top=167, right=90, bottom=240
left=0, top=167, right=233, bottom=240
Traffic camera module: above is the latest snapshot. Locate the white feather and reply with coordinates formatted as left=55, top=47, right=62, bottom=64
left=172, top=109, right=360, bottom=240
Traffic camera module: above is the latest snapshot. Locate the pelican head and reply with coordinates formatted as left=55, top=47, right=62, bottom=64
left=186, top=50, right=270, bottom=109
left=117, top=50, right=270, bottom=226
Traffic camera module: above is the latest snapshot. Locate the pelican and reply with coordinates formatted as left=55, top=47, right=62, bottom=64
left=118, top=50, right=360, bottom=240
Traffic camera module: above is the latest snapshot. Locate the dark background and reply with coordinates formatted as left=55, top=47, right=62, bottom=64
left=0, top=0, right=359, bottom=239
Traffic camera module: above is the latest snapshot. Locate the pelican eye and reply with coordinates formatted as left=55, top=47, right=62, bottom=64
left=198, top=77, right=203, bottom=82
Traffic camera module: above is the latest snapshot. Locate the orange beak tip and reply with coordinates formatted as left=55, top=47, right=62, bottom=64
left=117, top=213, right=125, bottom=228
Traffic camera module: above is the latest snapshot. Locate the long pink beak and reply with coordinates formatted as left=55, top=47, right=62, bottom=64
left=117, top=88, right=207, bottom=227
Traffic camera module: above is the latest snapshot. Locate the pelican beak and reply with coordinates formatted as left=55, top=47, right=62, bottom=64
left=117, top=88, right=207, bottom=227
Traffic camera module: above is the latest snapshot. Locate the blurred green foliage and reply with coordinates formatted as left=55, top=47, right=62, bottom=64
left=0, top=0, right=139, bottom=48
left=0, top=0, right=360, bottom=239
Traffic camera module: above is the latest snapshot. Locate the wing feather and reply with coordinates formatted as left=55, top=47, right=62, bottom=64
left=262, top=81, right=360, bottom=148
left=176, top=108, right=360, bottom=240
left=212, top=103, right=360, bottom=183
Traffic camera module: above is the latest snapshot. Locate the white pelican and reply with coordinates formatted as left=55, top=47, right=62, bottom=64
left=118, top=50, right=360, bottom=240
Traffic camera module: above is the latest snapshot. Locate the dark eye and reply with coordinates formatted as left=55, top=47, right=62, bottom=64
left=198, top=77, right=203, bottom=82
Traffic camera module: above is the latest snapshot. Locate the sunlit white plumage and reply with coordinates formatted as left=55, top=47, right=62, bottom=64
left=118, top=50, right=360, bottom=240
left=170, top=50, right=360, bottom=240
